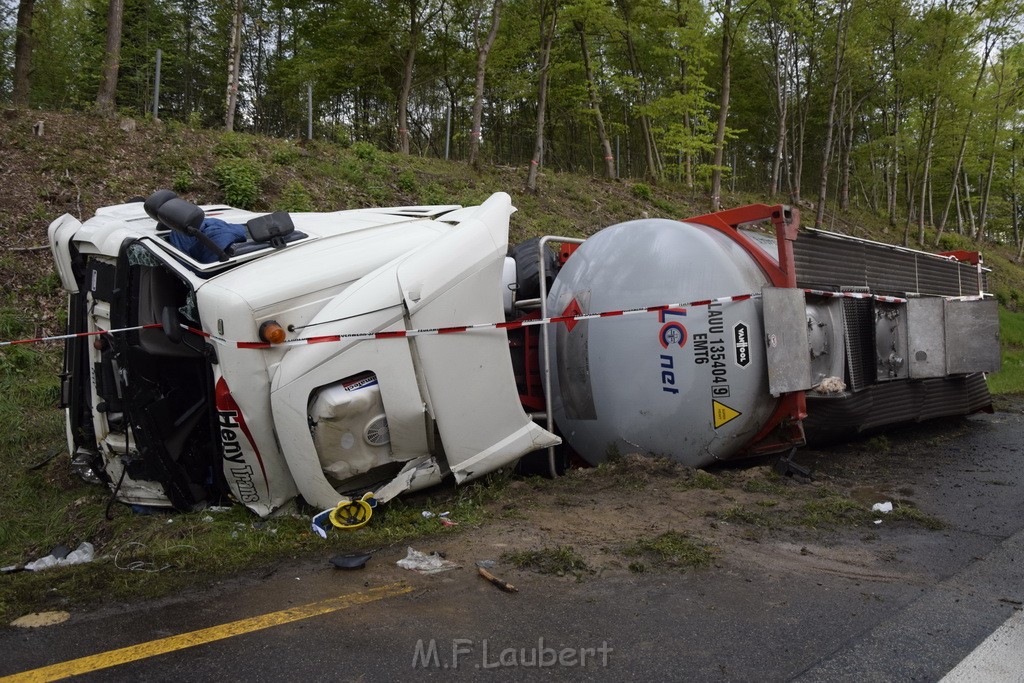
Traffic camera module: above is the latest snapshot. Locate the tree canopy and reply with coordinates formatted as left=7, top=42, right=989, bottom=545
left=3, top=0, right=1024, bottom=247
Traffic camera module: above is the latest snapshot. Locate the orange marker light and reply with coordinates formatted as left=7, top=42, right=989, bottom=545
left=259, top=321, right=287, bottom=344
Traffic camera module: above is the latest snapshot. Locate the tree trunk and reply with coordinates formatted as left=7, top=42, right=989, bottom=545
left=917, top=96, right=939, bottom=245
left=814, top=1, right=847, bottom=230
left=839, top=99, right=855, bottom=211
left=398, top=27, right=418, bottom=154
left=526, top=0, right=557, bottom=193
left=1011, top=151, right=1019, bottom=252
left=886, top=21, right=902, bottom=229
left=576, top=22, right=615, bottom=179
left=710, top=0, right=733, bottom=211
left=933, top=37, right=993, bottom=246
left=621, top=29, right=658, bottom=180
left=978, top=62, right=1006, bottom=243
left=469, top=0, right=502, bottom=169
left=953, top=180, right=963, bottom=235
left=791, top=32, right=812, bottom=203
left=767, top=9, right=790, bottom=198
left=12, top=0, right=36, bottom=108
left=95, top=0, right=125, bottom=116
left=964, top=168, right=977, bottom=239
left=225, top=0, right=244, bottom=132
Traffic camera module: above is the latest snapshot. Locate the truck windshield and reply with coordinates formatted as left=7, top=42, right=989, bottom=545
left=120, top=242, right=223, bottom=509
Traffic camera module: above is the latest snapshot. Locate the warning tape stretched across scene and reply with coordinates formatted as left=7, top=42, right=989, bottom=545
left=0, top=289, right=983, bottom=349
left=0, top=323, right=162, bottom=348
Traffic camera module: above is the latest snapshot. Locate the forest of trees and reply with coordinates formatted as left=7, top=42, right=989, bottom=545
left=2, top=0, right=1024, bottom=249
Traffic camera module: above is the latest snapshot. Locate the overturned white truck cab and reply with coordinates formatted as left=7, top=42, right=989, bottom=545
left=48, top=192, right=1000, bottom=517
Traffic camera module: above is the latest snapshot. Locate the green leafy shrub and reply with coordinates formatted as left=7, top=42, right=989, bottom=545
left=271, top=143, right=301, bottom=166
left=277, top=180, right=313, bottom=212
left=397, top=170, right=418, bottom=194
left=214, top=133, right=251, bottom=159
left=631, top=183, right=653, bottom=201
left=214, top=159, right=262, bottom=209
left=937, top=232, right=975, bottom=251
left=172, top=169, right=193, bottom=193
left=351, top=141, right=378, bottom=162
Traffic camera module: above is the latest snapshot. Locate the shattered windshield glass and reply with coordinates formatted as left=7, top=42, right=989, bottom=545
left=126, top=242, right=162, bottom=267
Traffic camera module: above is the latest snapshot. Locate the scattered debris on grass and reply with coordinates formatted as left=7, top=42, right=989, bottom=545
left=22, top=542, right=94, bottom=572
left=396, top=547, right=460, bottom=574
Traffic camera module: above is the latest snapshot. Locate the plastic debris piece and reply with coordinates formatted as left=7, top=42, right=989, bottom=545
left=871, top=502, right=893, bottom=513
left=396, top=547, right=460, bottom=574
left=207, top=506, right=232, bottom=513
left=439, top=512, right=450, bottom=518
left=476, top=559, right=497, bottom=569
left=202, top=515, right=214, bottom=522
left=311, top=508, right=332, bottom=538
left=331, top=553, right=372, bottom=570
left=24, top=542, right=95, bottom=572
left=441, top=518, right=458, bottom=527
left=421, top=511, right=436, bottom=519
left=874, top=520, right=883, bottom=525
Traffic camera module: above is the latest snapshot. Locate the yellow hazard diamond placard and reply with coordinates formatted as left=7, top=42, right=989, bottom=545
left=712, top=400, right=742, bottom=429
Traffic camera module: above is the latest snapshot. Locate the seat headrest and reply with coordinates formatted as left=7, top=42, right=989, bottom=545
left=246, top=212, right=295, bottom=246
left=144, top=189, right=179, bottom=222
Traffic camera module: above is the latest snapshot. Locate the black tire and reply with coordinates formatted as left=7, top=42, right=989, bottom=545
left=509, top=237, right=560, bottom=300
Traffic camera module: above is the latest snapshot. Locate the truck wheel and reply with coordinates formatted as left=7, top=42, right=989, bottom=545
left=509, top=237, right=560, bottom=301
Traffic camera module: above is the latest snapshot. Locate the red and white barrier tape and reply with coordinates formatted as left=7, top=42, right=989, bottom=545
left=0, top=289, right=985, bottom=349
left=0, top=323, right=161, bottom=348
left=802, top=289, right=908, bottom=304
left=189, top=292, right=762, bottom=350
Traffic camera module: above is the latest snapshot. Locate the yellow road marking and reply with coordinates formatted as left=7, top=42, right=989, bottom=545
left=1, top=582, right=411, bottom=683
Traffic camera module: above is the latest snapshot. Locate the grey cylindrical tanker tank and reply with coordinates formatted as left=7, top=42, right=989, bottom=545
left=545, top=218, right=779, bottom=467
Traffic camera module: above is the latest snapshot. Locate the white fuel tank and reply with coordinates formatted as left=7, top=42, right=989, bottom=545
left=545, top=219, right=779, bottom=466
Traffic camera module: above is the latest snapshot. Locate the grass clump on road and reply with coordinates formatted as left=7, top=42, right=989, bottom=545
left=676, top=469, right=725, bottom=491
left=503, top=546, right=591, bottom=578
left=798, top=492, right=875, bottom=529
left=623, top=531, right=715, bottom=572
left=888, top=502, right=945, bottom=530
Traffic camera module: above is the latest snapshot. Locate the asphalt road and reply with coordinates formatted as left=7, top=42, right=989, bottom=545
left=2, top=405, right=1023, bottom=682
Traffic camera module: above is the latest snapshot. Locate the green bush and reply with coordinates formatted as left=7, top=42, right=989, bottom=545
left=172, top=169, right=193, bottom=193
left=937, top=231, right=975, bottom=251
left=632, top=183, right=653, bottom=201
left=397, top=170, right=418, bottom=194
left=351, top=141, right=378, bottom=162
left=277, top=180, right=314, bottom=212
left=271, top=143, right=301, bottom=166
left=214, top=132, right=252, bottom=159
left=214, top=159, right=262, bottom=209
